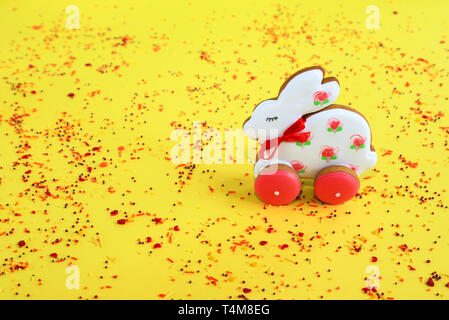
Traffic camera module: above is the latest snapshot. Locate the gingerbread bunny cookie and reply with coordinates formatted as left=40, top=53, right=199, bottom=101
left=243, top=66, right=377, bottom=205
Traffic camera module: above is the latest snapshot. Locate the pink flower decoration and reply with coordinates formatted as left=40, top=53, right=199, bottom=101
left=350, top=134, right=366, bottom=150
left=313, top=91, right=330, bottom=106
left=327, top=118, right=342, bottom=133
left=320, top=146, right=338, bottom=161
left=291, top=160, right=306, bottom=173
left=295, top=132, right=312, bottom=147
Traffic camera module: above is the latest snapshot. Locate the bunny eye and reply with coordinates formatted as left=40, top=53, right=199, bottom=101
left=266, top=116, right=278, bottom=122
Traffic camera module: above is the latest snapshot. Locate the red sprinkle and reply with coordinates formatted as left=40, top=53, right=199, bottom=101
left=50, top=253, right=58, bottom=259
left=371, top=256, right=378, bottom=262
left=243, top=288, right=252, bottom=293
left=18, top=240, right=26, bottom=248
left=259, top=241, right=268, bottom=246
left=117, top=219, right=127, bottom=225
left=153, top=243, right=162, bottom=249
left=426, top=278, right=435, bottom=287
left=110, top=210, right=118, bottom=216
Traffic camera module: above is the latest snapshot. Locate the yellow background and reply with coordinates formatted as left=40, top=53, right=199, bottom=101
left=0, top=0, right=448, bottom=300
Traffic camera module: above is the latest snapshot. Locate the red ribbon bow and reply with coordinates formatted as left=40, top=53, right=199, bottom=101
left=258, top=116, right=310, bottom=160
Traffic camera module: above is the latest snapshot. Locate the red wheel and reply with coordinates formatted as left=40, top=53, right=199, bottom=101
left=254, top=165, right=301, bottom=205
left=314, top=166, right=360, bottom=205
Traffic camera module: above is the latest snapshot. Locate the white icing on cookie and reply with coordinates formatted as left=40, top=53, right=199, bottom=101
left=244, top=67, right=378, bottom=178
left=243, top=68, right=340, bottom=143
left=254, top=108, right=377, bottom=177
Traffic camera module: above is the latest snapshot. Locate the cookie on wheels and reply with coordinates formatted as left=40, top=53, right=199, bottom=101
left=243, top=66, right=377, bottom=205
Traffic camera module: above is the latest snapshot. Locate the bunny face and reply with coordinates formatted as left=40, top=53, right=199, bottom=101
left=243, top=67, right=340, bottom=143
left=243, top=99, right=299, bottom=143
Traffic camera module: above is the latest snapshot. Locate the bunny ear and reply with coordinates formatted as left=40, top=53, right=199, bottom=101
left=278, top=66, right=340, bottom=114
